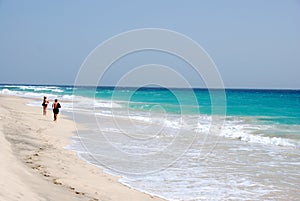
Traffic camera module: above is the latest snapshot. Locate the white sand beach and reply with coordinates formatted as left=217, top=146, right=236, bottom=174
left=0, top=95, right=164, bottom=201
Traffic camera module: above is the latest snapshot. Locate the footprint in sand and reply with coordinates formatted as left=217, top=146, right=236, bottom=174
left=53, top=178, right=62, bottom=185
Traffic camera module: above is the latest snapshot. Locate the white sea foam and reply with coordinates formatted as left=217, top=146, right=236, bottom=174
left=0, top=88, right=56, bottom=99
left=93, top=100, right=122, bottom=109
left=0, top=88, right=12, bottom=94
left=163, top=119, right=182, bottom=129
left=61, top=95, right=74, bottom=100
left=81, top=107, right=299, bottom=149
left=219, top=120, right=297, bottom=147
left=194, top=122, right=210, bottom=133
left=14, top=85, right=63, bottom=92
left=129, top=115, right=152, bottom=123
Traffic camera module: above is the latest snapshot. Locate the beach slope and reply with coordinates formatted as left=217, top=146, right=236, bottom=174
left=0, top=95, right=164, bottom=201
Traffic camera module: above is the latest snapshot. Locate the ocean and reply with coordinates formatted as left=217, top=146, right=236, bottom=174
left=1, top=84, right=300, bottom=200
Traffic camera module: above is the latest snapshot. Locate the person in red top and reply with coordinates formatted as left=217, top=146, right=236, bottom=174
left=52, top=99, right=61, bottom=121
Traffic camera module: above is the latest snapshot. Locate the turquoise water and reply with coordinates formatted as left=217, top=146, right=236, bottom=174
left=1, top=84, right=300, bottom=138
left=1, top=84, right=300, bottom=125
left=75, top=86, right=300, bottom=121
left=1, top=84, right=300, bottom=200
left=2, top=84, right=299, bottom=118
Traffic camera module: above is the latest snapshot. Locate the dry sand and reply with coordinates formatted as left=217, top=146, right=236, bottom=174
left=0, top=95, right=164, bottom=201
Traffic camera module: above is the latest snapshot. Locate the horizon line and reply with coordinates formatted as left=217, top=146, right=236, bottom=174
left=1, top=83, right=299, bottom=91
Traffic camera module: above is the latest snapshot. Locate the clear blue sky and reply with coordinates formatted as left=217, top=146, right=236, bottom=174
left=0, top=0, right=299, bottom=89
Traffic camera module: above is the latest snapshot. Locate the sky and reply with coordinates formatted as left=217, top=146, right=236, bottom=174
left=0, top=0, right=299, bottom=89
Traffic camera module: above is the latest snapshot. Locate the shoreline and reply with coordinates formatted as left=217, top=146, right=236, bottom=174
left=0, top=94, right=164, bottom=201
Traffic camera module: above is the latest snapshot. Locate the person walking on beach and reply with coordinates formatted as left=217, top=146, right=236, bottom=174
left=42, top=96, right=49, bottom=115
left=52, top=99, right=61, bottom=121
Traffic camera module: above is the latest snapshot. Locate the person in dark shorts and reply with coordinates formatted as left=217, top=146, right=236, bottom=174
left=42, top=96, right=49, bottom=116
left=52, top=99, right=61, bottom=121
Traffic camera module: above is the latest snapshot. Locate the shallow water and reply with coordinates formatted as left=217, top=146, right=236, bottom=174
left=69, top=111, right=300, bottom=200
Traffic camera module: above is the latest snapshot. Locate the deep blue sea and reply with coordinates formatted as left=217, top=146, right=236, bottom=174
left=1, top=84, right=300, bottom=200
